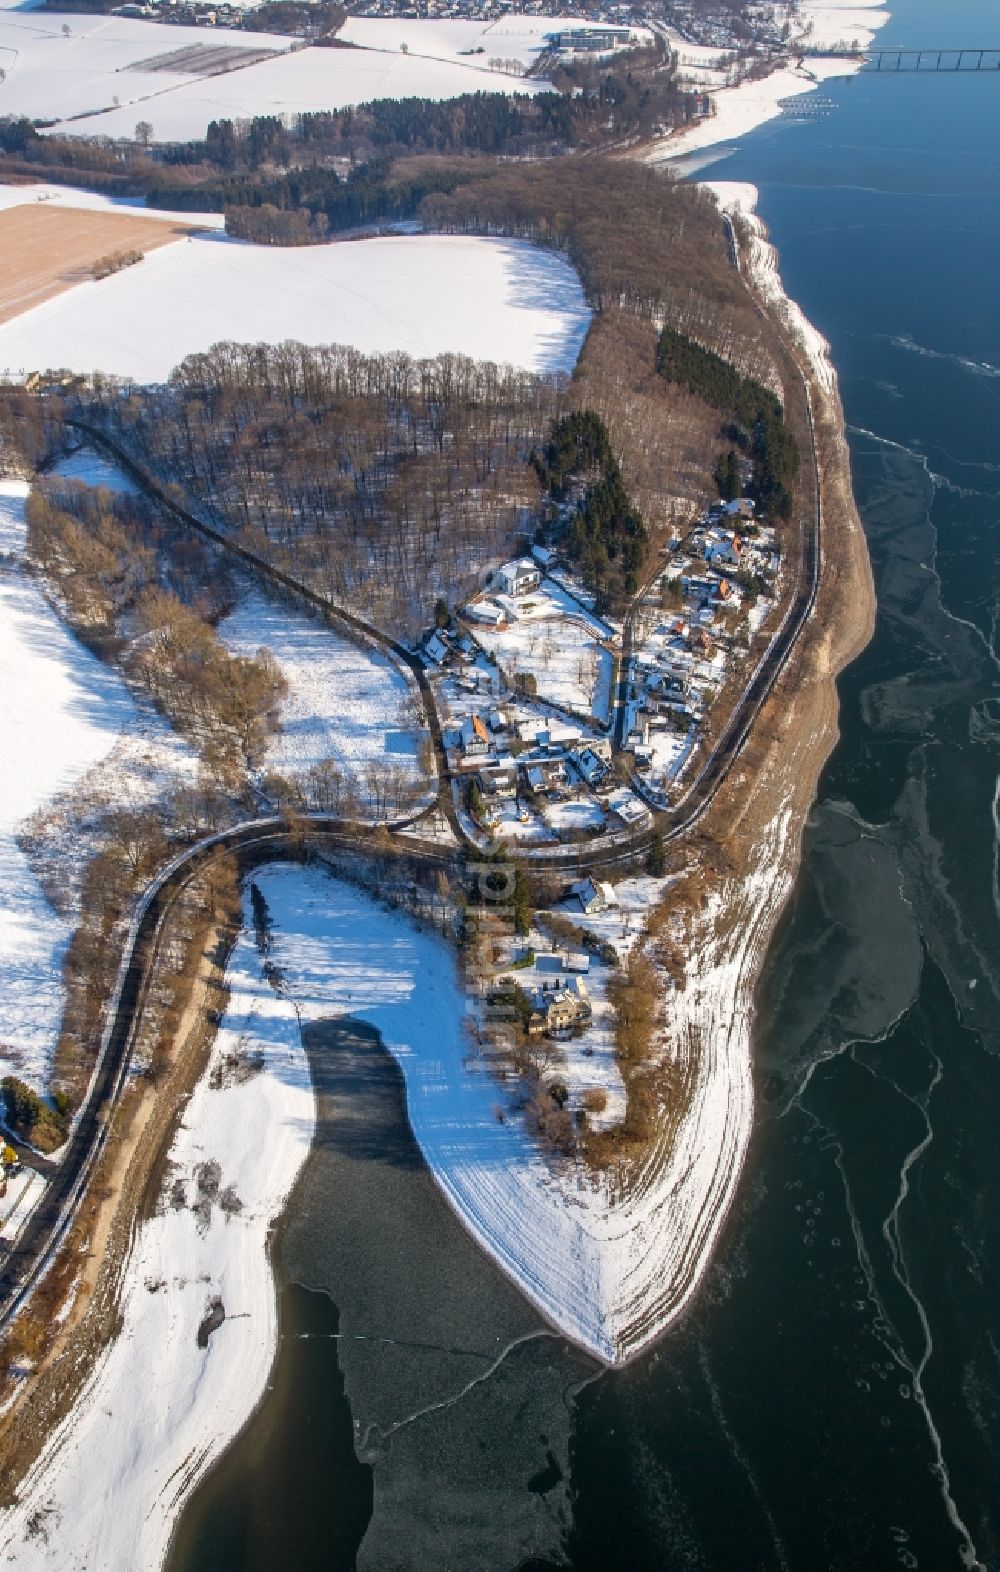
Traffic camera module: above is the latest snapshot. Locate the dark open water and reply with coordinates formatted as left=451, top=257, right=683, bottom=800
left=171, top=1, right=1000, bottom=1565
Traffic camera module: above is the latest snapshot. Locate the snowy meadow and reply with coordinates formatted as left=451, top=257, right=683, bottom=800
left=0, top=230, right=591, bottom=382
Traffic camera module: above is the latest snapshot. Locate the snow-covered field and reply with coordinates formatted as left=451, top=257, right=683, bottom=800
left=0, top=477, right=136, bottom=1091
left=0, top=181, right=224, bottom=230
left=49, top=443, right=136, bottom=493
left=541, top=796, right=604, bottom=833
left=0, top=231, right=591, bottom=381
left=0, top=474, right=195, bottom=1095
left=217, top=589, right=428, bottom=811
left=23, top=18, right=547, bottom=143
left=340, top=14, right=649, bottom=68
left=793, top=0, right=889, bottom=52
left=649, top=0, right=889, bottom=162
left=0, top=10, right=294, bottom=127
left=0, top=877, right=317, bottom=1571
left=0, top=1167, right=47, bottom=1246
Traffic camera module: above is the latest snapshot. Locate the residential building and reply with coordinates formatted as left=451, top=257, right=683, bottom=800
left=460, top=714, right=491, bottom=758
left=478, top=762, right=518, bottom=799
left=572, top=877, right=617, bottom=915
left=492, top=558, right=542, bottom=597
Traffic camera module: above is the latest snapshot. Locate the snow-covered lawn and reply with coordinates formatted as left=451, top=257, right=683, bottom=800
left=472, top=580, right=614, bottom=720
left=645, top=725, right=696, bottom=786
left=541, top=796, right=605, bottom=834
left=501, top=940, right=626, bottom=1130
left=0, top=476, right=195, bottom=1094
left=0, top=231, right=591, bottom=381
left=484, top=799, right=554, bottom=845
left=217, top=589, right=427, bottom=811
left=564, top=874, right=667, bottom=960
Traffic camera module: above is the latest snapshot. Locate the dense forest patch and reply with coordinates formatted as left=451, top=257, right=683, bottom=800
left=534, top=411, right=647, bottom=606
left=657, top=325, right=799, bottom=517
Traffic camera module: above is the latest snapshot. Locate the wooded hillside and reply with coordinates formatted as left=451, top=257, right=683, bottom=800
left=91, top=344, right=562, bottom=633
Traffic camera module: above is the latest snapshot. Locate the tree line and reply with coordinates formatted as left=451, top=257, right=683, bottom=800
left=0, top=39, right=695, bottom=213
left=91, top=248, right=143, bottom=281
left=87, top=342, right=565, bottom=635
left=27, top=480, right=285, bottom=777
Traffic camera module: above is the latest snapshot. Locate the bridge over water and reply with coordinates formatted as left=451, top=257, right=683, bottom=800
left=860, top=46, right=1000, bottom=72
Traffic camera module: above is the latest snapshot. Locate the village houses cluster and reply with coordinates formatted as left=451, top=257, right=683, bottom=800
left=421, top=543, right=654, bottom=847
left=621, top=496, right=781, bottom=804
left=349, top=0, right=640, bottom=43
left=420, top=490, right=781, bottom=836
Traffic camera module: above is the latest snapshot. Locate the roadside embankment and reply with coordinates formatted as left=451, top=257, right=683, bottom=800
left=0, top=860, right=240, bottom=1512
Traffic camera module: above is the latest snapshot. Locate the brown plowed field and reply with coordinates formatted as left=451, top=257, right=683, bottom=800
left=0, top=205, right=194, bottom=326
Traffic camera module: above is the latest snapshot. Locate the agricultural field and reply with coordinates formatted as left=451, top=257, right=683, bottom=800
left=0, top=230, right=590, bottom=380
left=0, top=203, right=192, bottom=327
left=0, top=10, right=294, bottom=128
left=339, top=14, right=651, bottom=69
left=71, top=39, right=545, bottom=142
left=0, top=8, right=551, bottom=144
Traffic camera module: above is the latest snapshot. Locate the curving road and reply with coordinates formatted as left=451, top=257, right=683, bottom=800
left=67, top=395, right=819, bottom=868
left=0, top=819, right=452, bottom=1334
left=2, top=246, right=824, bottom=1328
